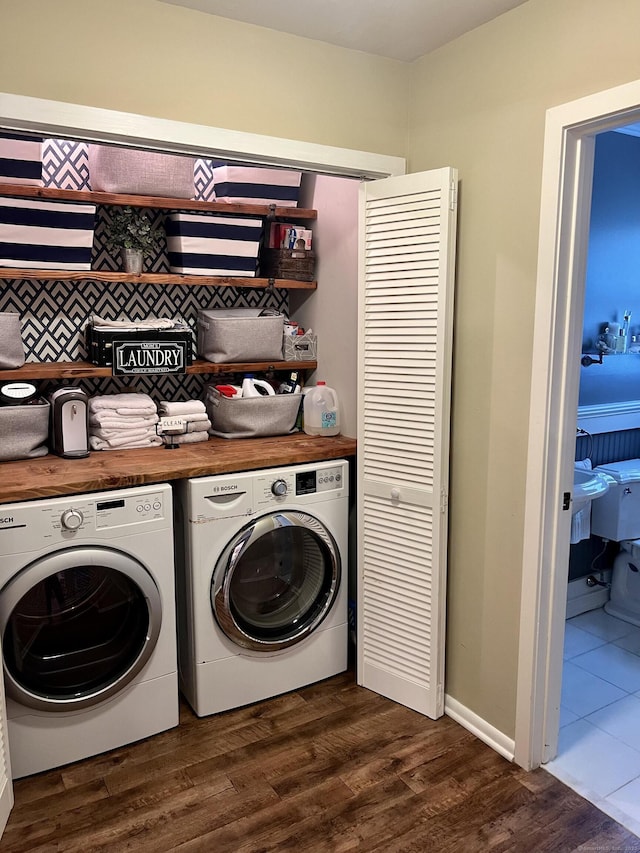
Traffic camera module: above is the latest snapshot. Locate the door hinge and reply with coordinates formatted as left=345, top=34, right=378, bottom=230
left=449, top=181, right=458, bottom=211
left=562, top=492, right=571, bottom=511
left=440, top=488, right=448, bottom=513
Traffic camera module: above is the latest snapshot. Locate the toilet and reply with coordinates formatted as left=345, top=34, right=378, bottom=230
left=591, top=458, right=640, bottom=627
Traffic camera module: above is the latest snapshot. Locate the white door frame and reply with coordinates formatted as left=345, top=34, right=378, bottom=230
left=515, top=78, right=640, bottom=770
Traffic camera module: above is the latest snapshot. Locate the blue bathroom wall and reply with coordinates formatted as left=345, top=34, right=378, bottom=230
left=579, top=130, right=640, bottom=408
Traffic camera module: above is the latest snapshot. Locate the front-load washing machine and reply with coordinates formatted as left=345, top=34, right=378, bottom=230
left=175, top=460, right=349, bottom=717
left=0, top=483, right=179, bottom=778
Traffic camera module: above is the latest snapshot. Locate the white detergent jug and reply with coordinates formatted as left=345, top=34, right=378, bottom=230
left=303, top=381, right=340, bottom=436
left=241, top=375, right=275, bottom=397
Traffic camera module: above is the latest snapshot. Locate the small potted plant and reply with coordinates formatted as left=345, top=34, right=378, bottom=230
left=105, top=206, right=165, bottom=274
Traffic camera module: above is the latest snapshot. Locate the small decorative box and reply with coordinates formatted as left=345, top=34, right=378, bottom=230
left=0, top=133, right=43, bottom=186
left=261, top=248, right=315, bottom=282
left=0, top=197, right=96, bottom=270
left=283, top=332, right=317, bottom=362
left=212, top=165, right=302, bottom=207
left=165, top=213, right=263, bottom=277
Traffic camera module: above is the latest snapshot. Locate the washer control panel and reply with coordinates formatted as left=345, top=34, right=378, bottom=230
left=254, top=462, right=346, bottom=507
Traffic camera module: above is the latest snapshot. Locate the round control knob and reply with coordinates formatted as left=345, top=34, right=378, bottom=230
left=61, top=508, right=83, bottom=530
left=271, top=479, right=288, bottom=497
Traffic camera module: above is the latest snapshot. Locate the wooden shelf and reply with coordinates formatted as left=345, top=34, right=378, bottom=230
left=0, top=183, right=317, bottom=220
left=0, top=268, right=316, bottom=289
left=0, top=185, right=317, bottom=289
left=0, top=359, right=317, bottom=381
left=0, top=433, right=356, bottom=504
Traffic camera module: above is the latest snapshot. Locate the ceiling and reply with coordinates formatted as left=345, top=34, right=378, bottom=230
left=158, top=0, right=528, bottom=62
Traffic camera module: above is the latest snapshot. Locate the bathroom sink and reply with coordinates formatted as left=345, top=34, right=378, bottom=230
left=572, top=466, right=611, bottom=515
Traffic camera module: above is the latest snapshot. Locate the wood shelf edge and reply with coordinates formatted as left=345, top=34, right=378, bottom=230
left=0, top=434, right=357, bottom=504
left=0, top=269, right=317, bottom=290
left=0, top=183, right=317, bottom=219
left=0, top=360, right=317, bottom=381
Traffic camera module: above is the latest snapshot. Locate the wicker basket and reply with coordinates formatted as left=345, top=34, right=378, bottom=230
left=261, top=248, right=315, bottom=281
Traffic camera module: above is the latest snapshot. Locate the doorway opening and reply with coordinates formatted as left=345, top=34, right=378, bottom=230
left=517, top=78, right=640, bottom=837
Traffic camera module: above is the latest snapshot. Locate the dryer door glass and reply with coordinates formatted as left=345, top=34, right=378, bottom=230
left=0, top=546, right=162, bottom=711
left=212, top=511, right=340, bottom=651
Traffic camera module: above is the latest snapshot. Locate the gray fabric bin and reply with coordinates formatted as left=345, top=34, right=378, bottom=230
left=0, top=398, right=50, bottom=461
left=0, top=312, right=25, bottom=369
left=205, top=387, right=300, bottom=439
left=197, top=309, right=284, bottom=363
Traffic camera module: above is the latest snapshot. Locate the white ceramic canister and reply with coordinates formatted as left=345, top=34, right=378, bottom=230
left=303, top=381, right=340, bottom=436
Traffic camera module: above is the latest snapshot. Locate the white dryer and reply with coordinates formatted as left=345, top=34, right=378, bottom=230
left=174, top=460, right=349, bottom=717
left=0, top=484, right=178, bottom=778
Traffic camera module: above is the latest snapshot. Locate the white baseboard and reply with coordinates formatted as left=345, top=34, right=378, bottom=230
left=444, top=694, right=515, bottom=762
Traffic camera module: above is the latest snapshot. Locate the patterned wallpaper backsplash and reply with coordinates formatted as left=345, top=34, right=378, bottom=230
left=0, top=139, right=288, bottom=401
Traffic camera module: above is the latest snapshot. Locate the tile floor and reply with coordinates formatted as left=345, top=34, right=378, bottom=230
left=545, top=606, right=640, bottom=838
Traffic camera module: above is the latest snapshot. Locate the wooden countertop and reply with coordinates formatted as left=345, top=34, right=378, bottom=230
left=0, top=434, right=357, bottom=504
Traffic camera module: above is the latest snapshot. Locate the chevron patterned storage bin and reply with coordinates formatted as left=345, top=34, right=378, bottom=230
left=165, top=213, right=263, bottom=277
left=0, top=197, right=96, bottom=269
left=0, top=133, right=43, bottom=186
left=212, top=165, right=302, bottom=207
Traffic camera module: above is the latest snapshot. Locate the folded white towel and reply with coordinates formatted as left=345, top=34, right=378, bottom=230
left=90, top=427, right=158, bottom=447
left=90, top=434, right=163, bottom=451
left=159, top=400, right=206, bottom=416
left=89, top=413, right=159, bottom=430
left=164, top=430, right=209, bottom=445
left=180, top=412, right=209, bottom=424
left=90, top=314, right=178, bottom=330
left=186, top=419, right=211, bottom=433
left=89, top=393, right=157, bottom=416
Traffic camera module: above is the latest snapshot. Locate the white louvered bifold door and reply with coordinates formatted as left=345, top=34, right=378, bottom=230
left=357, top=167, right=458, bottom=718
left=0, top=633, right=14, bottom=839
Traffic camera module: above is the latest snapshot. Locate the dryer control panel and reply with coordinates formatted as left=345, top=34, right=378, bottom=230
left=0, top=484, right=172, bottom=555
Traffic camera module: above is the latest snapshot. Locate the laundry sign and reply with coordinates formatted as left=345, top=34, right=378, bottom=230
left=113, top=340, right=188, bottom=375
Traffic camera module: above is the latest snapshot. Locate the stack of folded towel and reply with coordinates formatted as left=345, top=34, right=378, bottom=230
left=89, top=392, right=162, bottom=451
left=158, top=400, right=211, bottom=445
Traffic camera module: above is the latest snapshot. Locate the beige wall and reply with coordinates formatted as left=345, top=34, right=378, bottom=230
left=0, top=0, right=410, bottom=158
left=6, top=0, right=640, bottom=742
left=409, top=0, right=640, bottom=735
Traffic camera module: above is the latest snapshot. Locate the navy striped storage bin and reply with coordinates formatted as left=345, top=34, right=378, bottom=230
left=0, top=133, right=43, bottom=186
left=212, top=165, right=301, bottom=207
left=0, top=197, right=96, bottom=270
left=165, top=213, right=263, bottom=277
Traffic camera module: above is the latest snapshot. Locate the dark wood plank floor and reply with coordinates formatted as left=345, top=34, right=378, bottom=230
left=3, top=670, right=640, bottom=852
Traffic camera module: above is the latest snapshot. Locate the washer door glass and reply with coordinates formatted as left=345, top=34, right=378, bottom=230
left=0, top=546, right=162, bottom=711
left=212, top=511, right=341, bottom=651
